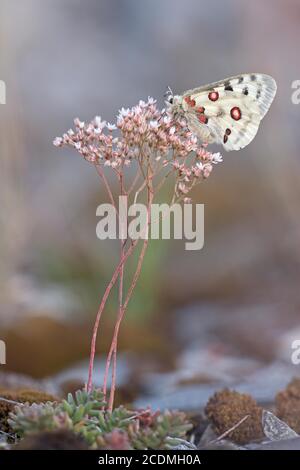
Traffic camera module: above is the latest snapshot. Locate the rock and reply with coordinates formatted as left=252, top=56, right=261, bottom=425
left=262, top=410, right=298, bottom=441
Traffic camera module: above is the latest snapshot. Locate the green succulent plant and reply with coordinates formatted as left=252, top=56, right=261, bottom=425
left=8, top=389, right=192, bottom=450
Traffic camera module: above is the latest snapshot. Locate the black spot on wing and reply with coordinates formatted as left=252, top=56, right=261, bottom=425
left=250, top=74, right=256, bottom=81
left=238, top=77, right=244, bottom=83
left=225, top=84, right=233, bottom=91
left=243, top=87, right=249, bottom=95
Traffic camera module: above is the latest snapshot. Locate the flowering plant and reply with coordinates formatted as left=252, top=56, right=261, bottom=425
left=54, top=97, right=222, bottom=410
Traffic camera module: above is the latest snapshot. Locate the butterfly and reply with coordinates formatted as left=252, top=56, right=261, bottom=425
left=166, top=73, right=277, bottom=151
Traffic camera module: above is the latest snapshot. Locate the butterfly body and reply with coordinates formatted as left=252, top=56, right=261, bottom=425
left=167, top=73, right=277, bottom=151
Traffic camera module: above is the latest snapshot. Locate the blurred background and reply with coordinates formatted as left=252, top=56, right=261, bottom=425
left=0, top=0, right=300, bottom=408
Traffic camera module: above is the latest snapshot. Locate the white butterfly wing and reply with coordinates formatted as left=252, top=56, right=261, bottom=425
left=203, top=93, right=261, bottom=151
left=182, top=73, right=276, bottom=151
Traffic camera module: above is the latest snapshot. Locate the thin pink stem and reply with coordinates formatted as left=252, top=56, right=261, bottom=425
left=87, top=165, right=120, bottom=393
left=127, top=166, right=140, bottom=195
left=94, top=164, right=118, bottom=213
left=107, top=176, right=153, bottom=410
left=106, top=236, right=150, bottom=410
left=107, top=242, right=124, bottom=407
left=87, top=237, right=137, bottom=393
left=103, top=173, right=126, bottom=402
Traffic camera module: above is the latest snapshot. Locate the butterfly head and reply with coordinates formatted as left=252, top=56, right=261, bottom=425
left=164, top=86, right=174, bottom=104
left=164, top=87, right=183, bottom=116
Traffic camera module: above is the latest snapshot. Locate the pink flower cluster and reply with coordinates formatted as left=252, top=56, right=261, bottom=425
left=172, top=148, right=223, bottom=197
left=54, top=97, right=222, bottom=184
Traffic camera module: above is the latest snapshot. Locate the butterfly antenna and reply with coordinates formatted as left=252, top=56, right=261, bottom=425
left=164, top=85, right=173, bottom=99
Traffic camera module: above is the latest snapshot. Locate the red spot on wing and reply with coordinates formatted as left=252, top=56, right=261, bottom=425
left=184, top=96, right=196, bottom=107
left=230, top=107, right=242, bottom=120
left=208, top=91, right=219, bottom=101
left=198, top=114, right=208, bottom=124
left=197, top=106, right=205, bottom=114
